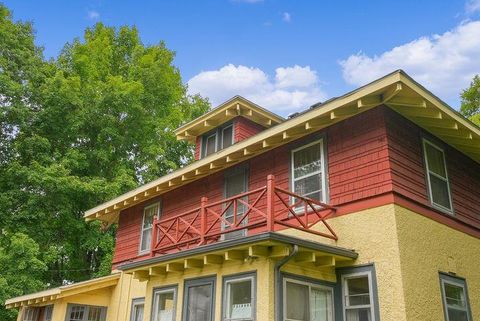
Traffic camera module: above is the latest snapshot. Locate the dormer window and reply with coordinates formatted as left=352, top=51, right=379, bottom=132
left=201, top=123, right=234, bottom=158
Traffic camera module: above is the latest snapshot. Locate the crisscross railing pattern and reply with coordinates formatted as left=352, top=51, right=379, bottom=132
left=150, top=175, right=337, bottom=255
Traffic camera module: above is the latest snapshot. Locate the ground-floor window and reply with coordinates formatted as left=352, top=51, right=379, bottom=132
left=66, top=304, right=107, bottom=321
left=183, top=277, right=216, bottom=321
left=130, top=298, right=145, bottom=321
left=152, top=286, right=177, bottom=321
left=440, top=273, right=472, bottom=321
left=283, top=277, right=334, bottom=321
left=223, top=273, right=256, bottom=321
left=22, top=305, right=53, bottom=321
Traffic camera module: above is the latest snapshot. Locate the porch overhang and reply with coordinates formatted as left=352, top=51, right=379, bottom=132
left=117, top=232, right=358, bottom=281
left=4, top=273, right=120, bottom=309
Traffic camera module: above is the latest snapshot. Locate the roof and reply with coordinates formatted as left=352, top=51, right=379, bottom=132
left=175, top=95, right=285, bottom=142
left=5, top=273, right=120, bottom=309
left=84, top=70, right=480, bottom=223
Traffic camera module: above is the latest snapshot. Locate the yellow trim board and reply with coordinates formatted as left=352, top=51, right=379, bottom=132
left=84, top=70, right=480, bottom=223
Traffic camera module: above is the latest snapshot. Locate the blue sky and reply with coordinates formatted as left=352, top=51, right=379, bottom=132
left=4, top=0, right=480, bottom=116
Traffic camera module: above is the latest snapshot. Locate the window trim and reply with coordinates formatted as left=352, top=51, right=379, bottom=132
left=139, top=202, right=161, bottom=255
left=282, top=276, right=335, bottom=321
left=151, top=285, right=178, bottom=321
left=64, top=304, right=107, bottom=321
left=200, top=122, right=235, bottom=159
left=222, top=272, right=257, bottom=321
left=439, top=273, right=472, bottom=321
left=182, top=276, right=216, bottom=321
left=290, top=139, right=327, bottom=207
left=130, top=298, right=145, bottom=321
left=422, top=138, right=454, bottom=214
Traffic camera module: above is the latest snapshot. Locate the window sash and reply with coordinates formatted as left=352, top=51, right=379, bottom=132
left=224, top=276, right=255, bottom=321
left=139, top=203, right=160, bottom=253
left=205, top=133, right=217, bottom=156
left=422, top=139, right=452, bottom=213
left=283, top=278, right=334, bottom=321
left=222, top=125, right=234, bottom=149
left=341, top=272, right=375, bottom=321
left=67, top=305, right=106, bottom=321
left=183, top=278, right=215, bottom=321
left=440, top=277, right=472, bottom=321
left=152, top=287, right=177, bottom=321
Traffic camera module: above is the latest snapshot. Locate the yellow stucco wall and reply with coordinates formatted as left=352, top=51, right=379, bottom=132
left=395, top=205, right=480, bottom=321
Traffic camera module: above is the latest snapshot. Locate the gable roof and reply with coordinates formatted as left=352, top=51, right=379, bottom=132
left=84, top=70, right=480, bottom=223
left=175, top=95, right=285, bottom=142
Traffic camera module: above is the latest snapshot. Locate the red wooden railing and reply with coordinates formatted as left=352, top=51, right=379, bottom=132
left=150, top=175, right=337, bottom=255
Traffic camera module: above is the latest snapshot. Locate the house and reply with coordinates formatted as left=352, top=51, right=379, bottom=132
left=6, top=70, right=480, bottom=321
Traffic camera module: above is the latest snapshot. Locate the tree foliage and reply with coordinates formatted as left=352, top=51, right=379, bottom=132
left=0, top=4, right=209, bottom=320
left=460, top=75, right=480, bottom=126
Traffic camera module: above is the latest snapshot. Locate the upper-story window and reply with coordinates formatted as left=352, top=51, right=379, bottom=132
left=291, top=139, right=327, bottom=204
left=140, top=202, right=160, bottom=254
left=422, top=139, right=453, bottom=213
left=440, top=273, right=472, bottom=321
left=201, top=123, right=234, bottom=158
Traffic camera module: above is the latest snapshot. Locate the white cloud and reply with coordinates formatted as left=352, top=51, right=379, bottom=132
left=466, top=0, right=480, bottom=14
left=87, top=10, right=100, bottom=20
left=187, top=64, right=327, bottom=115
left=282, top=12, right=291, bottom=23
left=340, top=20, right=480, bottom=105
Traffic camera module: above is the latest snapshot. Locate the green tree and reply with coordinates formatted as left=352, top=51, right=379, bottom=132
left=460, top=75, right=480, bottom=126
left=0, top=4, right=209, bottom=320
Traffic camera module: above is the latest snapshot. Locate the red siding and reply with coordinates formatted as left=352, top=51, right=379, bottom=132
left=113, top=106, right=480, bottom=267
left=195, top=137, right=201, bottom=160
left=385, top=108, right=480, bottom=228
left=234, top=117, right=266, bottom=143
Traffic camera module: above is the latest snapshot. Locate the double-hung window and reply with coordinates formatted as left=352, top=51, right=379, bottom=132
left=440, top=274, right=472, bottom=321
left=223, top=274, right=255, bottom=321
left=291, top=140, right=327, bottom=206
left=66, top=304, right=107, bottom=321
left=183, top=277, right=216, bottom=321
left=152, top=286, right=177, bottom=321
left=283, top=278, right=334, bottom=321
left=201, top=123, right=235, bottom=158
left=423, top=139, right=453, bottom=213
left=140, top=202, right=160, bottom=254
left=341, top=272, right=375, bottom=321
left=130, top=298, right=145, bottom=321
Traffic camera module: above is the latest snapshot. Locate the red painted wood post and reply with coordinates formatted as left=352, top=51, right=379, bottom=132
left=266, top=175, right=275, bottom=232
left=200, top=197, right=208, bottom=244
left=150, top=215, right=158, bottom=257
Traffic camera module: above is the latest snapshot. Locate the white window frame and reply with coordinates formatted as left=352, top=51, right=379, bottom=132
left=283, top=277, right=334, bottom=321
left=440, top=276, right=472, bottom=321
left=66, top=304, right=107, bottom=321
left=223, top=274, right=256, bottom=321
left=130, top=298, right=145, bottom=321
left=204, top=132, right=218, bottom=157
left=290, top=139, right=327, bottom=208
left=221, top=124, right=234, bottom=149
left=151, top=286, right=177, bottom=321
left=422, top=138, right=453, bottom=214
left=341, top=271, right=375, bottom=321
left=139, top=202, right=161, bottom=255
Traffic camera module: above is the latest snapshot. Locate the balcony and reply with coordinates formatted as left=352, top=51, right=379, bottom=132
left=150, top=175, right=337, bottom=256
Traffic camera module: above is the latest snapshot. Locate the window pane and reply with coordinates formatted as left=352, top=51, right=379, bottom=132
left=346, top=277, right=370, bottom=306
left=311, top=287, right=333, bottom=321
left=445, top=284, right=466, bottom=308
left=143, top=207, right=156, bottom=229
left=222, top=126, right=233, bottom=149
left=346, top=308, right=372, bottom=321
left=206, top=135, right=216, bottom=156
left=44, top=306, right=53, bottom=321
left=141, top=228, right=152, bottom=252
left=227, top=280, right=252, bottom=319
left=69, top=306, right=86, bottom=321
left=430, top=175, right=451, bottom=209
left=294, top=175, right=321, bottom=198
left=153, top=291, right=175, bottom=321
left=447, top=309, right=469, bottom=321
left=425, top=144, right=447, bottom=177
left=132, top=304, right=144, bottom=321
left=293, top=143, right=321, bottom=178
left=286, top=282, right=309, bottom=321
left=187, top=284, right=213, bottom=321
left=88, top=307, right=102, bottom=321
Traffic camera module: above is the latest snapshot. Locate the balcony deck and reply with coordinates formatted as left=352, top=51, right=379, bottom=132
left=150, top=175, right=338, bottom=256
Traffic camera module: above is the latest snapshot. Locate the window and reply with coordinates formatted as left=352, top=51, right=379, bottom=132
left=223, top=274, right=255, bottom=321
left=44, top=305, right=53, bottom=321
left=22, top=307, right=39, bottom=321
left=130, top=298, right=145, bottom=321
left=66, top=305, right=106, bottom=321
left=183, top=277, right=216, bottom=321
left=223, top=167, right=248, bottom=240
left=291, top=140, right=327, bottom=205
left=283, top=278, right=334, bottom=321
left=140, top=202, right=160, bottom=253
left=440, top=274, right=472, bottom=321
left=341, top=272, right=375, bottom=321
left=201, top=123, right=235, bottom=158
left=152, top=287, right=177, bottom=321
left=423, top=139, right=453, bottom=213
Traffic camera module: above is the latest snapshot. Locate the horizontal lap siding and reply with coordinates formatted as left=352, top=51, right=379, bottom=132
left=234, top=117, right=266, bottom=143
left=385, top=108, right=480, bottom=228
